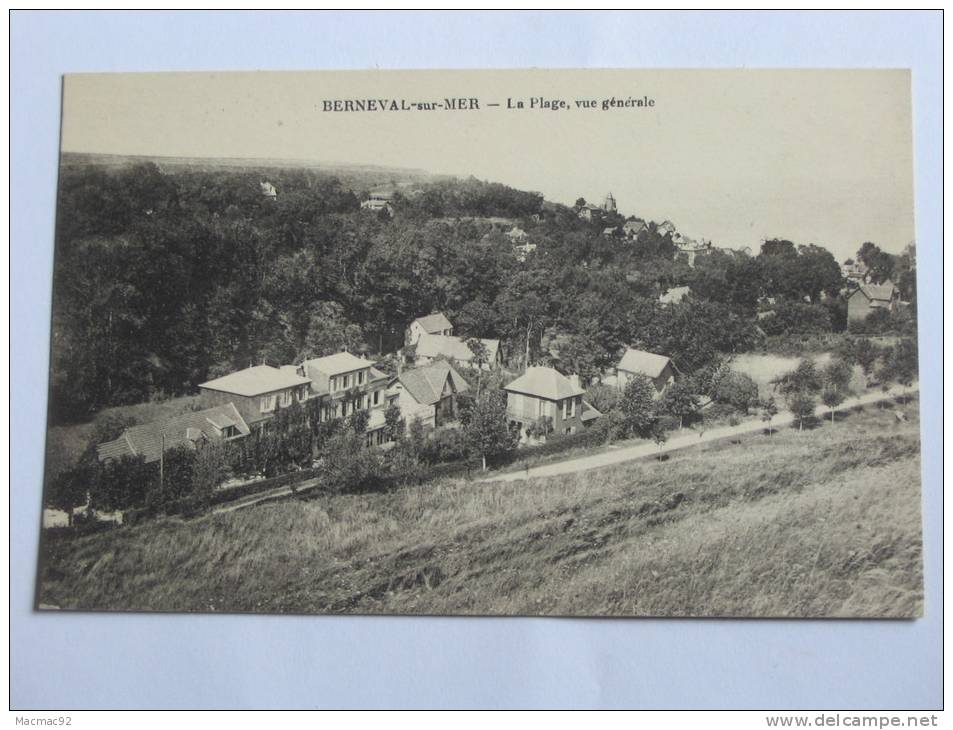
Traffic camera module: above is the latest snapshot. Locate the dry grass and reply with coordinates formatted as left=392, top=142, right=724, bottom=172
left=38, top=402, right=922, bottom=618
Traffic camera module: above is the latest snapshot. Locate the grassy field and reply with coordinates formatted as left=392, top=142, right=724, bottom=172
left=37, top=400, right=923, bottom=618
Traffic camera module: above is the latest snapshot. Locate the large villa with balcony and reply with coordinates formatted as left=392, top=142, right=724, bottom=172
left=299, top=351, right=394, bottom=446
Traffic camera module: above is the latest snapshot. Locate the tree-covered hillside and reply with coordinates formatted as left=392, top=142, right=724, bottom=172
left=49, top=160, right=913, bottom=423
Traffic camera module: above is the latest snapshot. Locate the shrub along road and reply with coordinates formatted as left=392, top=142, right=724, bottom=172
left=483, top=384, right=918, bottom=483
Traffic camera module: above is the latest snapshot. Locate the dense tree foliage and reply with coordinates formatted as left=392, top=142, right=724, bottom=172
left=50, top=161, right=913, bottom=428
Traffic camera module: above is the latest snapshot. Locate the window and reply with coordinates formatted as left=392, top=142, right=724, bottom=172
left=329, top=376, right=336, bottom=392
left=373, top=389, right=380, bottom=406
left=357, top=370, right=365, bottom=385
left=343, top=374, right=350, bottom=389
left=260, top=395, right=277, bottom=413
left=341, top=401, right=348, bottom=417
left=299, top=386, right=309, bottom=402
left=279, top=391, right=292, bottom=408
left=562, top=397, right=576, bottom=420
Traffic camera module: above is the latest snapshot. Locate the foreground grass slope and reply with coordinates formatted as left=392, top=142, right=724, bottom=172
left=38, top=402, right=923, bottom=617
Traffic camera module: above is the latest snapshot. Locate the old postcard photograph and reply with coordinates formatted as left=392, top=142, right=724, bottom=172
left=37, top=69, right=922, bottom=618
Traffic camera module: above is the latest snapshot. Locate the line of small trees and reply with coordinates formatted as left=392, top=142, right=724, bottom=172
left=771, top=337, right=918, bottom=431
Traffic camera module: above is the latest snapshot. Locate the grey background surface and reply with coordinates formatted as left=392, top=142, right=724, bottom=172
left=10, top=10, right=942, bottom=709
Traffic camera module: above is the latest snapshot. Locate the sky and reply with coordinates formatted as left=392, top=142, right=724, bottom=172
left=61, top=69, right=915, bottom=262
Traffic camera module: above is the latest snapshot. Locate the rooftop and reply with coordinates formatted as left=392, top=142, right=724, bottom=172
left=302, top=351, right=372, bottom=377
left=395, top=361, right=470, bottom=406
left=413, top=312, right=453, bottom=334
left=96, top=403, right=251, bottom=464
left=199, top=365, right=311, bottom=397
left=416, top=333, right=499, bottom=363
left=617, top=348, right=672, bottom=379
left=858, top=281, right=899, bottom=302
left=504, top=366, right=584, bottom=401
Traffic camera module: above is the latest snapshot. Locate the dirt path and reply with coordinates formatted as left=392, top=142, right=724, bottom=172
left=482, top=385, right=917, bottom=483
left=212, top=476, right=322, bottom=514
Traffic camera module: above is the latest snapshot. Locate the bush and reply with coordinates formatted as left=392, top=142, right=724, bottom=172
left=420, top=427, right=470, bottom=465
left=322, top=429, right=385, bottom=494
left=91, top=455, right=157, bottom=512
left=712, top=371, right=759, bottom=413
left=759, top=301, right=832, bottom=337
left=586, top=382, right=620, bottom=414
left=702, top=402, right=739, bottom=423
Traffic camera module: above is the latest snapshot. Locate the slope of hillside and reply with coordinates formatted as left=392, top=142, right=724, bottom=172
left=38, top=402, right=922, bottom=618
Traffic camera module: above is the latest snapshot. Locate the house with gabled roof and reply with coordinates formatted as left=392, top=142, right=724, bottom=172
left=199, top=365, right=312, bottom=427
left=96, top=403, right=251, bottom=464
left=405, top=312, right=454, bottom=347
left=387, top=361, right=470, bottom=431
left=615, top=348, right=677, bottom=396
left=623, top=218, right=648, bottom=238
left=847, top=280, right=900, bottom=322
left=413, top=333, right=501, bottom=370
left=504, top=366, right=599, bottom=440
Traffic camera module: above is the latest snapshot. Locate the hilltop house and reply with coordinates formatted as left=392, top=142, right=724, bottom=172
left=259, top=181, right=277, bottom=200
left=199, top=365, right=312, bottom=428
left=615, top=348, right=677, bottom=396
left=514, top=241, right=537, bottom=262
left=577, top=203, right=604, bottom=222
left=96, top=403, right=251, bottom=464
left=405, top=312, right=454, bottom=347
left=847, top=281, right=900, bottom=322
left=360, top=190, right=394, bottom=216
left=623, top=219, right=648, bottom=238
left=387, top=361, right=470, bottom=431
left=412, top=333, right=501, bottom=370
left=673, top=234, right=714, bottom=267
left=504, top=366, right=599, bottom=441
left=505, top=226, right=528, bottom=242
left=841, top=259, right=869, bottom=284
left=656, top=220, right=676, bottom=236
left=659, top=286, right=691, bottom=305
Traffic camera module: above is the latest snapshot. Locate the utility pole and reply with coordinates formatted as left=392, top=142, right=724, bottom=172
left=159, top=432, right=165, bottom=493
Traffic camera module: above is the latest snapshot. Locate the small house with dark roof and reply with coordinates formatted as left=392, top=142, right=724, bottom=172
left=199, top=365, right=312, bottom=427
left=405, top=312, right=454, bottom=347
left=413, top=333, right=501, bottom=370
left=623, top=218, right=648, bottom=238
left=616, top=348, right=677, bottom=396
left=504, top=366, right=596, bottom=440
left=96, top=403, right=251, bottom=465
left=388, top=361, right=470, bottom=431
left=847, top=281, right=900, bottom=322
